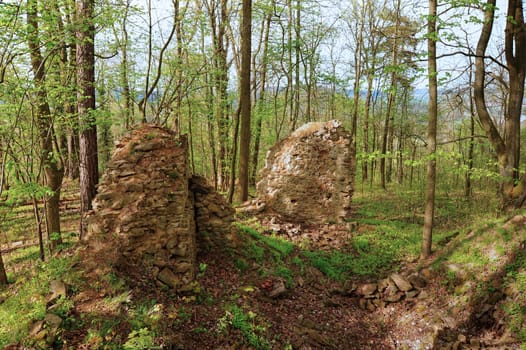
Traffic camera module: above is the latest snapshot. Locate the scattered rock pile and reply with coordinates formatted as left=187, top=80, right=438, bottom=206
left=255, top=120, right=355, bottom=224
left=27, top=280, right=68, bottom=348
left=351, top=271, right=429, bottom=311
left=86, top=125, right=235, bottom=292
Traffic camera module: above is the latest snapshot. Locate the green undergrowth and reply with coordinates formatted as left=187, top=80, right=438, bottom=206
left=235, top=225, right=296, bottom=287
left=426, top=214, right=526, bottom=346
left=217, top=304, right=271, bottom=350
left=501, top=247, right=526, bottom=346
left=0, top=247, right=79, bottom=347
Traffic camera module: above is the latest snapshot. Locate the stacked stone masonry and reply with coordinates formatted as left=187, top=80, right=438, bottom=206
left=257, top=120, right=355, bottom=224
left=86, top=125, right=234, bottom=292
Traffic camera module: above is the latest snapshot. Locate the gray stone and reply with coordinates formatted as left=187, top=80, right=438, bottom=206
left=378, top=278, right=390, bottom=292
left=390, top=273, right=413, bottom=292
left=405, top=290, right=420, bottom=299
left=384, top=291, right=403, bottom=303
left=29, top=320, right=44, bottom=336
left=268, top=279, right=287, bottom=298
left=358, top=298, right=367, bottom=310
left=157, top=268, right=181, bottom=289
left=47, top=280, right=67, bottom=305
left=357, top=283, right=377, bottom=296
left=407, top=273, right=427, bottom=289
left=133, top=140, right=161, bottom=152
left=44, top=313, right=63, bottom=330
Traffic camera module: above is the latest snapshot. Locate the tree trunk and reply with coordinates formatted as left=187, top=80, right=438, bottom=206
left=465, top=62, right=476, bottom=198
left=27, top=0, right=64, bottom=251
left=0, top=146, right=6, bottom=284
left=362, top=73, right=373, bottom=182
left=472, top=0, right=526, bottom=209
left=422, top=0, right=437, bottom=259
left=0, top=251, right=7, bottom=285
left=237, top=0, right=252, bottom=202
left=118, top=0, right=133, bottom=129
left=207, top=0, right=230, bottom=191
left=380, top=0, right=400, bottom=190
left=250, top=10, right=271, bottom=186
left=77, top=0, right=99, bottom=238
left=504, top=0, right=525, bottom=183
left=33, top=197, right=45, bottom=261
left=351, top=11, right=364, bottom=155
left=293, top=0, right=300, bottom=126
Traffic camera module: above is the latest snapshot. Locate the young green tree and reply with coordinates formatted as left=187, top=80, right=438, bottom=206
left=27, top=0, right=64, bottom=250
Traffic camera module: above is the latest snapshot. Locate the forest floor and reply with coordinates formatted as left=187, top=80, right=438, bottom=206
left=1, top=181, right=525, bottom=349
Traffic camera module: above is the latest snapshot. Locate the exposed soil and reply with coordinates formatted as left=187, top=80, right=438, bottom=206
left=65, top=238, right=394, bottom=349
left=62, top=215, right=525, bottom=350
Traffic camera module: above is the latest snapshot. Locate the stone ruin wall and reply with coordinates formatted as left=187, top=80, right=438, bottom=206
left=86, top=125, right=235, bottom=292
left=256, top=120, right=355, bottom=224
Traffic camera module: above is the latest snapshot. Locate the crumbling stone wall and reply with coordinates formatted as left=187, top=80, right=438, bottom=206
left=87, top=125, right=235, bottom=292
left=191, top=175, right=236, bottom=250
left=256, top=120, right=355, bottom=224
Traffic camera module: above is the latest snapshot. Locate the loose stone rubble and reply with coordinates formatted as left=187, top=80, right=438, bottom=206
left=350, top=271, right=429, bottom=312
left=255, top=120, right=355, bottom=224
left=85, top=125, right=235, bottom=292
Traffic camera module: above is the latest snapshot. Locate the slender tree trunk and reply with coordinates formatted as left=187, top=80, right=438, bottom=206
left=465, top=61, right=476, bottom=198
left=250, top=11, right=271, bottom=186
left=173, top=0, right=185, bottom=133
left=33, top=197, right=45, bottom=261
left=77, top=0, right=99, bottom=239
left=422, top=0, right=437, bottom=259
left=0, top=147, right=6, bottom=284
left=237, top=0, right=252, bottom=202
left=0, top=250, right=6, bottom=285
left=351, top=14, right=364, bottom=153
left=208, top=0, right=230, bottom=191
left=362, top=73, right=374, bottom=182
left=56, top=1, right=78, bottom=180
left=410, top=141, right=416, bottom=186
left=380, top=0, right=400, bottom=190
left=293, top=0, right=300, bottom=126
left=27, top=0, right=64, bottom=250
left=118, top=0, right=133, bottom=129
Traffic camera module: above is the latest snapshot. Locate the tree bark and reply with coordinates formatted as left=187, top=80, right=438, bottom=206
left=380, top=0, right=401, bottom=190
left=422, top=0, right=437, bottom=259
left=0, top=154, right=7, bottom=284
left=206, top=0, right=230, bottom=191
left=473, top=0, right=526, bottom=208
left=504, top=0, right=525, bottom=182
left=351, top=7, right=364, bottom=153
left=0, top=250, right=7, bottom=285
left=27, top=0, right=64, bottom=251
left=237, top=0, right=252, bottom=202
left=77, top=0, right=99, bottom=238
left=250, top=10, right=271, bottom=186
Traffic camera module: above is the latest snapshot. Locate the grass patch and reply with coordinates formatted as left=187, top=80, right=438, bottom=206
left=0, top=254, right=77, bottom=347
left=303, top=250, right=353, bottom=281
left=502, top=247, right=526, bottom=345
left=239, top=225, right=295, bottom=257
